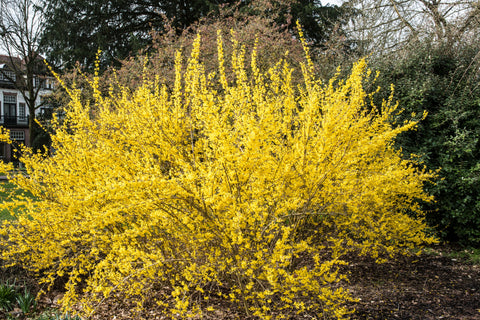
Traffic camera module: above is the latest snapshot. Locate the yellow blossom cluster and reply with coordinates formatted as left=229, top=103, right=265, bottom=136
left=0, top=30, right=436, bottom=319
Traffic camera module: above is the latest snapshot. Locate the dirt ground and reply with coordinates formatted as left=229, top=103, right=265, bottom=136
left=1, top=245, right=479, bottom=319
left=345, top=247, right=480, bottom=319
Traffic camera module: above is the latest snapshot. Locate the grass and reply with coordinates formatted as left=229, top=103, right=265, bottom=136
left=0, top=180, right=34, bottom=223
left=424, top=245, right=480, bottom=265
left=446, top=247, right=480, bottom=264
left=0, top=181, right=18, bottom=222
left=0, top=209, right=14, bottom=222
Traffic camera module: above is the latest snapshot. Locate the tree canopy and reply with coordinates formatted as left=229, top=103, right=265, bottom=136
left=39, top=0, right=349, bottom=69
left=39, top=0, right=230, bottom=68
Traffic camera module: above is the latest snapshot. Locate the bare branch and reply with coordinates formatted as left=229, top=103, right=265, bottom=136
left=344, top=0, right=480, bottom=55
left=0, top=0, right=49, bottom=146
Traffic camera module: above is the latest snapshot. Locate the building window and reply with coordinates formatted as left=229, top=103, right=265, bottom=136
left=0, top=70, right=16, bottom=82
left=19, top=103, right=26, bottom=121
left=4, top=94, right=16, bottom=104
left=3, top=94, right=17, bottom=124
left=10, top=131, right=25, bottom=141
left=45, top=78, right=54, bottom=90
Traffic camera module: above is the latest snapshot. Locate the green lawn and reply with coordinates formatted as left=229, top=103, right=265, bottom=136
left=0, top=181, right=32, bottom=223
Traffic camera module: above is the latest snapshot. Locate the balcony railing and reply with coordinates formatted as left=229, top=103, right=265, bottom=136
left=1, top=115, right=29, bottom=127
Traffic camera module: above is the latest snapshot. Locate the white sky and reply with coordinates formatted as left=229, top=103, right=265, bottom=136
left=325, top=0, right=345, bottom=6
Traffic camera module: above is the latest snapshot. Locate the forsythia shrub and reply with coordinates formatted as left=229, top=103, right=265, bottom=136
left=0, top=30, right=436, bottom=319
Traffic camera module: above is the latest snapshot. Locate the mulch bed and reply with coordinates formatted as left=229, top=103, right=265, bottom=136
left=345, top=248, right=480, bottom=319
left=1, top=246, right=479, bottom=319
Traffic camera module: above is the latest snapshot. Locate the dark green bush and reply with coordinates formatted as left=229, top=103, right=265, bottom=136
left=371, top=41, right=480, bottom=246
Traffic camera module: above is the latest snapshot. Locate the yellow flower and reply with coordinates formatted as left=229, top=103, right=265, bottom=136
left=0, top=29, right=435, bottom=320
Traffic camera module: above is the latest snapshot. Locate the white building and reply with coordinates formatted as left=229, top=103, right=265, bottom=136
left=0, top=55, right=55, bottom=163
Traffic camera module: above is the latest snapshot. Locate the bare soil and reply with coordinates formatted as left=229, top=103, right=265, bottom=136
left=345, top=247, right=480, bottom=320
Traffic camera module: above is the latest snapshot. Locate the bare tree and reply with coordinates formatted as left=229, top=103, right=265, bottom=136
left=0, top=0, right=47, bottom=146
left=344, top=0, right=480, bottom=55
